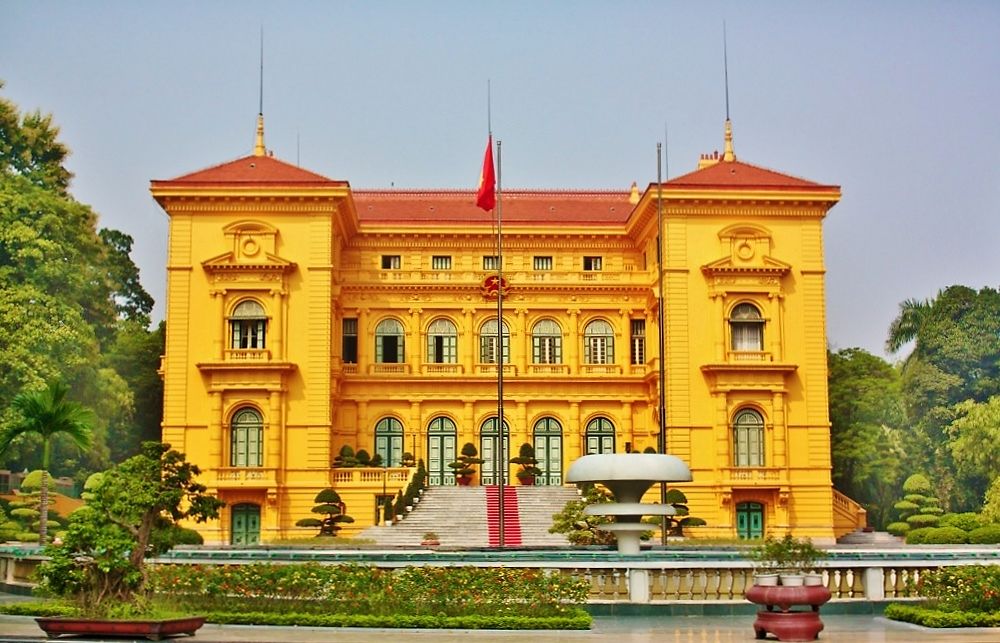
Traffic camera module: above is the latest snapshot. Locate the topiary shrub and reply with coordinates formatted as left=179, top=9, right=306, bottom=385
left=937, top=512, right=983, bottom=532
left=968, top=525, right=1000, bottom=544
left=886, top=521, right=910, bottom=536
left=907, top=514, right=940, bottom=528
left=919, top=526, right=969, bottom=544
left=906, top=527, right=934, bottom=544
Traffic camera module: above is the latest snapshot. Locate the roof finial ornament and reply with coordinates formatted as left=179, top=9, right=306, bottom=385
left=722, top=21, right=735, bottom=162
left=253, top=27, right=266, bottom=157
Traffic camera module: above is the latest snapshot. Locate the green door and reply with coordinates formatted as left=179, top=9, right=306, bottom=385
left=231, top=503, right=261, bottom=545
left=736, top=502, right=764, bottom=539
left=533, top=417, right=563, bottom=486
left=427, top=417, right=457, bottom=486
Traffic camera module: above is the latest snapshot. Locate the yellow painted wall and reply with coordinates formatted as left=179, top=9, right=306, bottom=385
left=152, top=150, right=849, bottom=545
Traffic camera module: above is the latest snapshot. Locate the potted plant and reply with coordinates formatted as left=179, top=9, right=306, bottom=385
left=295, top=488, right=354, bottom=536
left=749, top=534, right=826, bottom=586
left=449, top=442, right=483, bottom=486
left=33, top=443, right=222, bottom=638
left=510, top=442, right=542, bottom=485
left=420, top=531, right=440, bottom=546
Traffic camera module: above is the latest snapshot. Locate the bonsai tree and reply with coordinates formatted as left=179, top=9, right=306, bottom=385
left=295, top=488, right=354, bottom=537
left=36, top=442, right=223, bottom=615
left=549, top=483, right=616, bottom=545
left=332, top=444, right=359, bottom=468
left=662, top=488, right=707, bottom=537
left=382, top=496, right=395, bottom=524
left=510, top=442, right=542, bottom=485
left=401, top=452, right=417, bottom=467
left=355, top=449, right=372, bottom=467
left=0, top=380, right=94, bottom=543
left=449, top=442, right=484, bottom=485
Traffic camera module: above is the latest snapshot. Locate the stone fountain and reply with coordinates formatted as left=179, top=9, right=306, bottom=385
left=566, top=453, right=693, bottom=555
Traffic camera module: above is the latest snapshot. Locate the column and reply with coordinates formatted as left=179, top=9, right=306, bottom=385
left=407, top=308, right=422, bottom=373
left=513, top=308, right=527, bottom=373
left=566, top=308, right=580, bottom=373
left=212, top=290, right=225, bottom=360
left=270, top=289, right=284, bottom=360
left=462, top=307, right=475, bottom=374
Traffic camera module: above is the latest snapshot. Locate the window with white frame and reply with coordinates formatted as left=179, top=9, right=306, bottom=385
left=375, top=319, right=405, bottom=363
left=483, top=255, right=501, bottom=270
left=381, top=255, right=401, bottom=269
left=583, top=256, right=603, bottom=271
left=230, top=300, right=267, bottom=349
left=533, top=256, right=553, bottom=270
left=375, top=417, right=404, bottom=467
left=431, top=256, right=452, bottom=270
left=531, top=319, right=563, bottom=364
left=584, top=319, right=615, bottom=364
left=730, top=302, right=764, bottom=351
left=630, top=319, right=646, bottom=365
left=426, top=318, right=458, bottom=363
left=479, top=318, right=510, bottom=363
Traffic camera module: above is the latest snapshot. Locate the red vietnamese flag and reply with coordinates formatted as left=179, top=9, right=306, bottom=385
left=475, top=135, right=496, bottom=211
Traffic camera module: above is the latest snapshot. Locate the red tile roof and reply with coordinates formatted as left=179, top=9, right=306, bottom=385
left=153, top=154, right=342, bottom=187
left=666, top=159, right=838, bottom=192
left=353, top=190, right=632, bottom=226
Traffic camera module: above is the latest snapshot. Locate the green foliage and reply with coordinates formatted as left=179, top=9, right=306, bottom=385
left=355, top=449, right=371, bottom=466
left=449, top=442, right=483, bottom=480
left=886, top=521, right=910, bottom=536
left=903, top=473, right=932, bottom=495
left=332, top=444, right=357, bottom=468
left=35, top=443, right=223, bottom=615
left=510, top=442, right=542, bottom=480
left=984, top=476, right=1000, bottom=524
left=887, top=286, right=1000, bottom=511
left=662, top=488, right=707, bottom=536
left=891, top=472, right=941, bottom=530
left=296, top=488, right=353, bottom=537
left=147, top=563, right=590, bottom=621
left=401, top=451, right=416, bottom=467
left=917, top=564, right=1000, bottom=613
left=548, top=483, right=615, bottom=545
left=967, top=525, right=1000, bottom=544
left=884, top=603, right=1000, bottom=628
left=918, top=526, right=969, bottom=544
left=905, top=527, right=935, bottom=544
left=938, top=512, right=984, bottom=532
left=949, top=396, right=1000, bottom=485
left=748, top=534, right=827, bottom=572
left=906, top=514, right=940, bottom=528
left=827, top=348, right=905, bottom=527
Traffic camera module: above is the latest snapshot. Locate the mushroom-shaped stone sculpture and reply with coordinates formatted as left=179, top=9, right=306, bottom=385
left=566, top=453, right=692, bottom=554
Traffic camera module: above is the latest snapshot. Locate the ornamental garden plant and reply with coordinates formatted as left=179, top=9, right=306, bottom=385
left=884, top=565, right=1000, bottom=628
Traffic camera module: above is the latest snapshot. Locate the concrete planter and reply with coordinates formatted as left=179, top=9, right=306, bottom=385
left=36, top=616, right=205, bottom=640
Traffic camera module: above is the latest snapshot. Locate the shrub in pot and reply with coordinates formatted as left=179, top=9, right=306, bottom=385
left=510, top=443, right=542, bottom=485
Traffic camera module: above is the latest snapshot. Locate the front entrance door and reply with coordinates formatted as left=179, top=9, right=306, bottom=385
left=736, top=501, right=764, bottom=539
left=231, top=503, right=261, bottom=545
left=427, top=417, right=457, bottom=486
left=480, top=417, right=510, bottom=485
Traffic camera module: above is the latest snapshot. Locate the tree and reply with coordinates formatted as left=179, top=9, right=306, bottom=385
left=662, top=488, right=707, bottom=537
left=549, top=483, right=616, bottom=545
left=0, top=80, right=72, bottom=194
left=36, top=443, right=223, bottom=612
left=886, top=286, right=1000, bottom=510
left=827, top=348, right=905, bottom=527
left=948, top=395, right=1000, bottom=492
left=0, top=381, right=93, bottom=542
left=295, top=488, right=354, bottom=537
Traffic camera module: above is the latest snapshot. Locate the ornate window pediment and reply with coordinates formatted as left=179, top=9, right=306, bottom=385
left=202, top=220, right=296, bottom=288
left=701, top=224, right=790, bottom=292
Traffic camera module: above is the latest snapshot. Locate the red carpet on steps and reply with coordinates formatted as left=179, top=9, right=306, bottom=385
left=485, top=486, right=522, bottom=546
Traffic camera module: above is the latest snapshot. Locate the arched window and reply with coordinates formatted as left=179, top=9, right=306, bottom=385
left=427, top=417, right=457, bottom=486
left=426, top=318, right=457, bottom=363
left=374, top=417, right=404, bottom=467
left=479, top=318, right=510, bottom=364
left=375, top=319, right=405, bottom=363
left=480, top=416, right=511, bottom=485
left=733, top=408, right=765, bottom=467
left=230, top=300, right=266, bottom=349
left=584, top=319, right=615, bottom=364
left=531, top=319, right=562, bottom=364
left=585, top=417, right=615, bottom=454
left=730, top=303, right=764, bottom=352
left=231, top=407, right=263, bottom=467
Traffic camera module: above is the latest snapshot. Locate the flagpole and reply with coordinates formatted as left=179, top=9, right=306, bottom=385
left=495, top=138, right=505, bottom=548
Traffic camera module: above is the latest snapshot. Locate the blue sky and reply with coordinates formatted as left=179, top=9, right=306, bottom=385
left=2, top=1, right=998, bottom=357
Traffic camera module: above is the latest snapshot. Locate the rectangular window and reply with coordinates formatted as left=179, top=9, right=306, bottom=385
left=432, top=255, right=452, bottom=270
left=483, top=255, right=501, bottom=270
left=428, top=334, right=457, bottom=363
left=585, top=337, right=609, bottom=364
left=381, top=255, right=401, bottom=269
left=342, top=318, right=358, bottom=364
left=533, top=256, right=553, bottom=270
left=630, top=319, right=646, bottom=365
left=583, top=256, right=603, bottom=271
left=532, top=336, right=562, bottom=364
left=480, top=335, right=511, bottom=363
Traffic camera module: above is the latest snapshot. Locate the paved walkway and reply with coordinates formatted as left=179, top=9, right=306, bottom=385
left=1, top=611, right=998, bottom=642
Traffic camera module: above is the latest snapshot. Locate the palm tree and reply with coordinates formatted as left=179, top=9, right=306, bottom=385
left=886, top=296, right=933, bottom=354
left=0, top=381, right=94, bottom=543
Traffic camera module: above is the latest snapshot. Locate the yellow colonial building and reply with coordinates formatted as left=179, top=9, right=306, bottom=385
left=151, top=117, right=864, bottom=545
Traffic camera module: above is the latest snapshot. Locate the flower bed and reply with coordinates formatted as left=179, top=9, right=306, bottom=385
left=884, top=564, right=1000, bottom=628
left=145, top=563, right=590, bottom=627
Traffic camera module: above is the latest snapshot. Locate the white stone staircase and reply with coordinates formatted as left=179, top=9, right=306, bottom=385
left=358, top=485, right=580, bottom=547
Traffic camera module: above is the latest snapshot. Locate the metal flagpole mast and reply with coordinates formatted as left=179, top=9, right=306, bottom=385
left=656, top=142, right=669, bottom=545
left=496, top=138, right=505, bottom=548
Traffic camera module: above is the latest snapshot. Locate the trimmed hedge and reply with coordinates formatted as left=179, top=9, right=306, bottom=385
left=0, top=601, right=591, bottom=630
left=884, top=603, right=1000, bottom=628
left=938, top=512, right=983, bottom=532
left=968, top=525, right=1000, bottom=544
left=920, top=526, right=969, bottom=544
